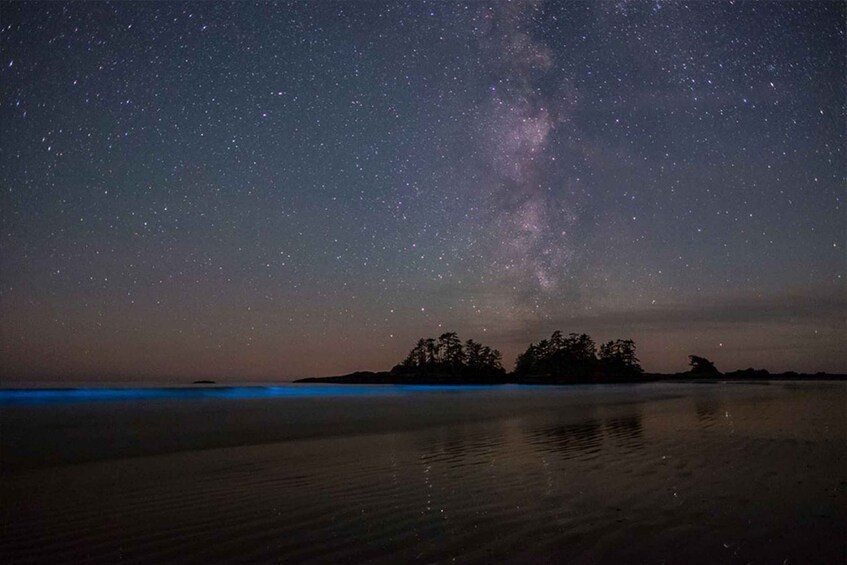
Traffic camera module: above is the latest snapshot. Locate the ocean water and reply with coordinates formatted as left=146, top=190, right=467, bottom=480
left=1, top=382, right=844, bottom=563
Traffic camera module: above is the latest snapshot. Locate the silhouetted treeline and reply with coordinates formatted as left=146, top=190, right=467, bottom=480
left=513, top=330, right=643, bottom=383
left=390, top=332, right=507, bottom=383
left=295, top=336, right=846, bottom=385
left=393, top=329, right=645, bottom=383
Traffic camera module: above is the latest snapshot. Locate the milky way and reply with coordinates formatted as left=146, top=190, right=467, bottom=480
left=1, top=1, right=844, bottom=380
left=474, top=1, right=579, bottom=299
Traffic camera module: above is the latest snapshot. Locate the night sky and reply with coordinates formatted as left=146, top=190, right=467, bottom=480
left=1, top=1, right=844, bottom=381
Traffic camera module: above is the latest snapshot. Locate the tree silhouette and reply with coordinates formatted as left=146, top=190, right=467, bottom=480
left=424, top=338, right=438, bottom=364
left=393, top=332, right=505, bottom=382
left=513, top=330, right=599, bottom=382
left=464, top=339, right=483, bottom=369
left=688, top=355, right=720, bottom=376
left=439, top=332, right=464, bottom=368
left=402, top=338, right=427, bottom=368
left=560, top=333, right=597, bottom=377
left=598, top=339, right=643, bottom=379
left=514, top=343, right=538, bottom=375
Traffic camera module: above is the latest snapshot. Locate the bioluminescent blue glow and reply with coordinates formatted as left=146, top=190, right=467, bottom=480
left=0, top=384, right=509, bottom=405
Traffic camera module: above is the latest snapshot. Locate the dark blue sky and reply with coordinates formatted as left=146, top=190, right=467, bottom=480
left=1, top=1, right=844, bottom=380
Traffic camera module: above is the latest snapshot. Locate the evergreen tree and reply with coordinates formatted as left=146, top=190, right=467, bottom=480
left=439, top=332, right=464, bottom=368
left=393, top=333, right=505, bottom=382
left=513, top=330, right=598, bottom=382
left=599, top=339, right=642, bottom=379
left=689, top=355, right=719, bottom=376
left=424, top=338, right=438, bottom=365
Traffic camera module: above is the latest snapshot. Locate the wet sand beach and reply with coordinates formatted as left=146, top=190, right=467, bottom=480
left=1, top=382, right=844, bottom=563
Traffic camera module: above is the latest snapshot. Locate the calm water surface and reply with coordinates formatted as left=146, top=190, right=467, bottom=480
left=1, top=382, right=844, bottom=563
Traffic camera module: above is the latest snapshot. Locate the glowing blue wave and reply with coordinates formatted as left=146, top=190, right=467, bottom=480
left=0, top=384, right=504, bottom=405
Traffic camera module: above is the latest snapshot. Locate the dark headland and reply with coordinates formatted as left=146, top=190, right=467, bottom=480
left=295, top=331, right=846, bottom=385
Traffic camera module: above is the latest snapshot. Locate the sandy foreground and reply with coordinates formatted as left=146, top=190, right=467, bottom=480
left=1, top=382, right=844, bottom=563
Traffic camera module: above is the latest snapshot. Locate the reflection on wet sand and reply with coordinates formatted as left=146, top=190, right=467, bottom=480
left=528, top=420, right=604, bottom=458
left=528, top=414, right=644, bottom=457
left=1, top=382, right=844, bottom=564
left=416, top=427, right=507, bottom=469
left=695, top=398, right=722, bottom=425
left=604, top=415, right=644, bottom=449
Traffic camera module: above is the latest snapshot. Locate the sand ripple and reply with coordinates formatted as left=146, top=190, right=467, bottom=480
left=1, top=382, right=844, bottom=563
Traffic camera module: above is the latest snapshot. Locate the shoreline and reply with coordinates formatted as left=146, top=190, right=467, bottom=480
left=0, top=372, right=844, bottom=393
left=294, top=370, right=847, bottom=385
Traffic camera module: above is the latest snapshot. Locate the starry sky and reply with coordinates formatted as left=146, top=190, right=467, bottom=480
left=1, top=1, right=844, bottom=382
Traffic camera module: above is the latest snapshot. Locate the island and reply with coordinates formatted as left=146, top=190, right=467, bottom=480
left=296, top=331, right=846, bottom=385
